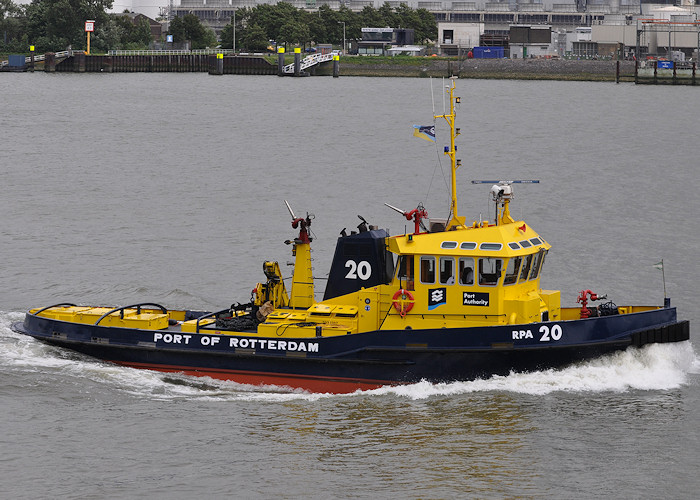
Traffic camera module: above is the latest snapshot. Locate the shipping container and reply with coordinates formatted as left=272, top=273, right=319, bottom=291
left=8, top=55, right=26, bottom=67
left=472, top=47, right=504, bottom=59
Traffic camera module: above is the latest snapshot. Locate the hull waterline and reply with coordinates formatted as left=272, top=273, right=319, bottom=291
left=12, top=307, right=689, bottom=393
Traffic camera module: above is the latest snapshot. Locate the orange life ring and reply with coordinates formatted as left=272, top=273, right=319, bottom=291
left=392, top=289, right=414, bottom=317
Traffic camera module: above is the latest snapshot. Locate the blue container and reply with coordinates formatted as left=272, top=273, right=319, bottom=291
left=8, top=55, right=26, bottom=67
left=473, top=47, right=504, bottom=59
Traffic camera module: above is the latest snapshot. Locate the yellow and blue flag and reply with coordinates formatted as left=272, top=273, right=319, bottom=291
left=413, top=125, right=435, bottom=142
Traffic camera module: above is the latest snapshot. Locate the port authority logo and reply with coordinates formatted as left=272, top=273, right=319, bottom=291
left=463, top=292, right=489, bottom=307
left=428, top=287, right=447, bottom=310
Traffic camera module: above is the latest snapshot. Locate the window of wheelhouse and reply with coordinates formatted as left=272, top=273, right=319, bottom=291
left=458, top=257, right=474, bottom=285
left=503, top=256, right=522, bottom=285
left=396, top=255, right=415, bottom=290
left=439, top=257, right=455, bottom=285
left=519, top=254, right=533, bottom=282
left=420, top=256, right=436, bottom=284
left=528, top=249, right=547, bottom=280
left=478, top=257, right=502, bottom=286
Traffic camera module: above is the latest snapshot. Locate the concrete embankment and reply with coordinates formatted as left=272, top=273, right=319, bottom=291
left=331, top=59, right=636, bottom=82
left=4, top=53, right=635, bottom=82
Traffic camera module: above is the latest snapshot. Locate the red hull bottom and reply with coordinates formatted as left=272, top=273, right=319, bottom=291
left=110, top=360, right=388, bottom=394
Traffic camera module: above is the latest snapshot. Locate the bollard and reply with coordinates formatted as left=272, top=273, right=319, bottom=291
left=294, top=47, right=301, bottom=77
left=693, top=62, right=696, bottom=86
left=333, top=54, right=339, bottom=78
left=277, top=47, right=285, bottom=76
left=673, top=62, right=677, bottom=84
left=45, top=52, right=56, bottom=72
left=76, top=51, right=86, bottom=72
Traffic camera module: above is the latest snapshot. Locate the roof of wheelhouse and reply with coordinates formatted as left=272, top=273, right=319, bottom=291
left=387, top=221, right=551, bottom=257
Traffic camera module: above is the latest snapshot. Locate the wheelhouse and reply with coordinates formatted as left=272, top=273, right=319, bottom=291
left=386, top=220, right=560, bottom=326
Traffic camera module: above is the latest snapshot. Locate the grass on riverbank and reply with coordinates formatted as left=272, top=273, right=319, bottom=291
left=339, top=55, right=454, bottom=65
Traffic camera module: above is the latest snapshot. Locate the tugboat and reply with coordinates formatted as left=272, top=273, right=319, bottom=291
left=12, top=80, right=689, bottom=393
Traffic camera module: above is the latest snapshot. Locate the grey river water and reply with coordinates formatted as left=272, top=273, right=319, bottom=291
left=1, top=73, right=699, bottom=498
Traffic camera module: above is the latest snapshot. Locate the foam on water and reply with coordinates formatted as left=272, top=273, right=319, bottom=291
left=367, top=341, right=697, bottom=400
left=691, top=353, right=700, bottom=374
left=0, top=311, right=324, bottom=402
left=2, top=311, right=696, bottom=402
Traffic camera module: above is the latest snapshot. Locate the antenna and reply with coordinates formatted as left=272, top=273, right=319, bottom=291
left=433, top=79, right=464, bottom=229
left=442, top=77, right=447, bottom=114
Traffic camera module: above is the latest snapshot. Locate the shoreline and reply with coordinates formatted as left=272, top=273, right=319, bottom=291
left=324, top=58, right=636, bottom=81
left=2, top=54, right=637, bottom=81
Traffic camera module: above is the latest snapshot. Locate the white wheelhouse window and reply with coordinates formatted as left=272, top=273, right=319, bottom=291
left=529, top=249, right=547, bottom=280
left=504, top=257, right=522, bottom=286
left=519, top=254, right=533, bottom=282
left=439, top=257, right=455, bottom=285
left=459, top=257, right=474, bottom=285
left=420, top=256, right=435, bottom=284
left=478, top=257, right=502, bottom=286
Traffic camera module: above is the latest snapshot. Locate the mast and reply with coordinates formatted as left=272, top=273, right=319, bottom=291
left=284, top=201, right=315, bottom=309
left=434, top=79, right=466, bottom=230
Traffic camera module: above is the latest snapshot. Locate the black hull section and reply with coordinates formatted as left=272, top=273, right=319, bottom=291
left=12, top=307, right=690, bottom=392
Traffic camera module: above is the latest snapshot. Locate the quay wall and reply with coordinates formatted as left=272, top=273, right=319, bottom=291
left=334, top=59, right=637, bottom=81
left=6, top=53, right=647, bottom=82
left=50, top=54, right=277, bottom=75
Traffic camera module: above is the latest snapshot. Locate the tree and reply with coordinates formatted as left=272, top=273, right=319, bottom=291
left=249, top=2, right=297, bottom=43
left=414, top=8, right=437, bottom=44
left=24, top=0, right=114, bottom=52
left=4, top=0, right=436, bottom=54
left=168, top=14, right=186, bottom=44
left=359, top=6, right=383, bottom=29
left=168, top=13, right=216, bottom=49
left=131, top=17, right=152, bottom=47
left=80, top=14, right=152, bottom=52
left=377, top=2, right=396, bottom=28
left=0, top=0, right=26, bottom=51
left=337, top=6, right=359, bottom=47
left=239, top=22, right=267, bottom=52
left=278, top=19, right=309, bottom=48
left=394, top=4, right=420, bottom=29
left=306, top=10, right=326, bottom=46
left=90, top=15, right=123, bottom=51
left=219, top=8, right=248, bottom=51
left=219, top=23, right=233, bottom=50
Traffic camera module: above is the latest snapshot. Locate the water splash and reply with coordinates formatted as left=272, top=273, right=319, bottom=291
left=368, top=341, right=696, bottom=400
left=1, top=310, right=695, bottom=402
